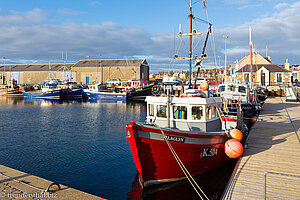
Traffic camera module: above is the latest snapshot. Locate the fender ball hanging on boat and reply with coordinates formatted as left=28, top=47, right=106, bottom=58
left=224, top=139, right=243, bottom=158
left=252, top=116, right=257, bottom=123
left=200, top=82, right=209, bottom=91
left=229, top=128, right=243, bottom=141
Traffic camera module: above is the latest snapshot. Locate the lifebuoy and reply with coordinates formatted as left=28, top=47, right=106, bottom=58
left=152, top=85, right=161, bottom=95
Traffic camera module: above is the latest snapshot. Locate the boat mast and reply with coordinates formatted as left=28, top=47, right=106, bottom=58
left=188, top=0, right=193, bottom=88
left=249, top=27, right=253, bottom=83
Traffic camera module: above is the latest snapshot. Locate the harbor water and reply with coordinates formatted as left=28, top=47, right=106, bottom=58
left=0, top=97, right=236, bottom=199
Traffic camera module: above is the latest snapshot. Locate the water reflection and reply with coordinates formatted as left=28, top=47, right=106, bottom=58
left=128, top=159, right=237, bottom=200
left=0, top=96, right=129, bottom=106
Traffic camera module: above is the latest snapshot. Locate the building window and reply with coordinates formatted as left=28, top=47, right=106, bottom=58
left=192, top=106, right=203, bottom=120
left=238, top=86, right=246, bottom=93
left=244, top=73, right=249, bottom=83
left=173, top=106, right=187, bottom=120
left=157, top=105, right=167, bottom=118
left=277, top=73, right=282, bottom=83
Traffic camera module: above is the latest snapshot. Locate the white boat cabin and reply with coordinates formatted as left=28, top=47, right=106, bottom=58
left=218, top=82, right=251, bottom=103
left=146, top=95, right=224, bottom=132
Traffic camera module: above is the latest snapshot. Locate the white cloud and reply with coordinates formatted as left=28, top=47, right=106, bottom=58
left=274, top=3, right=289, bottom=10
left=0, top=8, right=47, bottom=25
left=214, top=1, right=300, bottom=66
left=238, top=3, right=263, bottom=10
left=57, top=8, right=85, bottom=16
left=222, top=0, right=250, bottom=5
left=89, top=1, right=102, bottom=7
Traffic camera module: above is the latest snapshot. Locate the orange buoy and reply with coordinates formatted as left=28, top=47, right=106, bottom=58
left=199, top=82, right=209, bottom=91
left=224, top=139, right=243, bottom=158
left=229, top=128, right=243, bottom=141
left=252, top=116, right=257, bottom=123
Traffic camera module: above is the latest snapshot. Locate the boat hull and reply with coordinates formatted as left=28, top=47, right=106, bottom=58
left=61, top=88, right=83, bottom=98
left=22, top=90, right=61, bottom=99
left=84, top=91, right=127, bottom=100
left=126, top=122, right=228, bottom=187
left=126, top=85, right=153, bottom=101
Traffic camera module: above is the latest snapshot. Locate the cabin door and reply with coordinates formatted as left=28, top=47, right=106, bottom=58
left=261, top=72, right=265, bottom=86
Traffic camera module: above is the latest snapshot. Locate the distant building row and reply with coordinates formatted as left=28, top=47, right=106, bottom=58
left=151, top=52, right=298, bottom=87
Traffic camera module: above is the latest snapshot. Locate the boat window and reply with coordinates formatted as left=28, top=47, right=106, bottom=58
left=212, top=106, right=216, bottom=118
left=157, top=105, right=167, bottom=118
left=192, top=106, right=203, bottom=120
left=148, top=104, right=154, bottom=116
left=219, top=86, right=225, bottom=92
left=206, top=106, right=211, bottom=119
left=173, top=106, right=187, bottom=120
left=228, top=85, right=235, bottom=91
left=238, top=86, right=246, bottom=93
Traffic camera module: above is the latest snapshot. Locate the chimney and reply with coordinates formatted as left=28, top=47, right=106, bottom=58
left=285, top=59, right=290, bottom=71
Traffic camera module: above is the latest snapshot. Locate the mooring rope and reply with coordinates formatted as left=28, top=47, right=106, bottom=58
left=155, top=125, right=209, bottom=200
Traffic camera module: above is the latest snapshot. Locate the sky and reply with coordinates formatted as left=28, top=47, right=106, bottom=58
left=0, top=0, right=299, bottom=72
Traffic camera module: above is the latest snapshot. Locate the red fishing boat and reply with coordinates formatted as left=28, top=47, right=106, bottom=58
left=126, top=0, right=244, bottom=188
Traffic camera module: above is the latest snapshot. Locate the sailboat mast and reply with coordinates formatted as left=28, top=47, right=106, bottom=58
left=188, top=0, right=193, bottom=88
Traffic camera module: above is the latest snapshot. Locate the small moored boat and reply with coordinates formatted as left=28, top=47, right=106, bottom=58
left=83, top=83, right=127, bottom=101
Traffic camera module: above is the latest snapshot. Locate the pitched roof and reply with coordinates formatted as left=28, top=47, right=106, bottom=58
left=236, top=64, right=290, bottom=73
left=72, top=59, right=147, bottom=68
left=0, top=63, right=74, bottom=72
left=0, top=59, right=148, bottom=72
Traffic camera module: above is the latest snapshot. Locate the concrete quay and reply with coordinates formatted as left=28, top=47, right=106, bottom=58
left=222, top=97, right=300, bottom=199
left=0, top=164, right=105, bottom=200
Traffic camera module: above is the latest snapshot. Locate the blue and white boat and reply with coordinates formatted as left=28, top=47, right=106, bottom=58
left=83, top=84, right=127, bottom=101
left=60, top=82, right=83, bottom=99
left=23, top=79, right=61, bottom=99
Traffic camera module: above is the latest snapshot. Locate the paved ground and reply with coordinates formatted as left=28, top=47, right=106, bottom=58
left=0, top=165, right=105, bottom=200
left=222, top=97, right=300, bottom=199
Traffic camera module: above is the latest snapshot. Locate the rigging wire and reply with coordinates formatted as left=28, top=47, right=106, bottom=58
left=204, top=3, right=218, bottom=68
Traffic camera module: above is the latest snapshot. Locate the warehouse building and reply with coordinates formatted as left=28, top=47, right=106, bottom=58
left=72, top=58, right=149, bottom=84
left=0, top=58, right=149, bottom=85
left=0, top=63, right=74, bottom=85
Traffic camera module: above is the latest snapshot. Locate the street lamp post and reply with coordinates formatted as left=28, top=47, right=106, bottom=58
left=3, top=57, right=5, bottom=85
left=223, top=35, right=229, bottom=82
left=99, top=54, right=102, bottom=84
left=218, top=56, right=221, bottom=82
